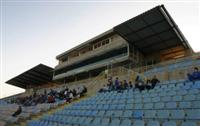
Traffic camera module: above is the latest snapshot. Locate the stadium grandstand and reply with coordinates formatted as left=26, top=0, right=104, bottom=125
left=1, top=4, right=200, bottom=126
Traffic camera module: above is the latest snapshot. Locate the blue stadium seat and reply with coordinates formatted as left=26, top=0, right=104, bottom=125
left=154, top=102, right=164, bottom=109
left=193, top=81, right=200, bottom=89
left=184, top=94, right=196, bottom=101
left=90, top=117, right=101, bottom=125
left=166, top=102, right=177, bottom=109
left=133, top=120, right=145, bottom=126
left=147, top=120, right=160, bottom=126
left=120, top=119, right=131, bottom=126
left=133, top=110, right=144, bottom=119
left=157, top=110, right=169, bottom=119
left=170, top=110, right=185, bottom=119
left=144, top=110, right=156, bottom=118
left=125, top=104, right=134, bottom=109
left=192, top=101, right=200, bottom=108
left=100, top=118, right=110, bottom=126
left=134, top=103, right=143, bottom=109
left=181, top=121, right=197, bottom=126
left=122, top=110, right=132, bottom=118
left=144, top=103, right=153, bottom=109
left=109, top=118, right=120, bottom=126
left=179, top=101, right=192, bottom=109
left=113, top=110, right=123, bottom=117
left=163, top=121, right=177, bottom=126
left=185, top=109, right=200, bottom=119
left=172, top=95, right=182, bottom=102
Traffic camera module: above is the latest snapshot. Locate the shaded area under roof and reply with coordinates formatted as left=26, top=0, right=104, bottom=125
left=6, top=64, right=54, bottom=89
left=114, top=5, right=192, bottom=54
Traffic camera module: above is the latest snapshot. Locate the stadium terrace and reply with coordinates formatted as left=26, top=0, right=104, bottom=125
left=1, top=5, right=200, bottom=126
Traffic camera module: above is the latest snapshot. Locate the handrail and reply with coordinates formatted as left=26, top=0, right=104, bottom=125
left=54, top=53, right=128, bottom=80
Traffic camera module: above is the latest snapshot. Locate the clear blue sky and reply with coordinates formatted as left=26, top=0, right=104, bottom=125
left=0, top=0, right=200, bottom=98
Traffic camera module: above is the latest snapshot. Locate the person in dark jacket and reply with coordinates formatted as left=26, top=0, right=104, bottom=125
left=114, top=77, right=120, bottom=90
left=123, top=80, right=129, bottom=89
left=129, top=81, right=133, bottom=89
left=145, top=80, right=152, bottom=90
left=187, top=67, right=200, bottom=81
left=151, top=75, right=160, bottom=89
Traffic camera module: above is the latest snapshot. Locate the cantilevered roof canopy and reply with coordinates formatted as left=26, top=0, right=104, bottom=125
left=6, top=64, right=53, bottom=89
left=114, top=5, right=192, bottom=54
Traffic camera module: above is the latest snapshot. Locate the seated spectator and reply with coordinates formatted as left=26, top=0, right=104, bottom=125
left=128, top=81, right=133, bottom=89
left=40, top=94, right=47, bottom=103
left=115, top=77, right=120, bottom=90
left=99, top=85, right=109, bottom=92
left=187, top=67, right=200, bottom=81
left=135, top=72, right=146, bottom=84
left=66, top=90, right=74, bottom=103
left=72, top=89, right=77, bottom=97
left=135, top=72, right=146, bottom=91
left=69, top=91, right=73, bottom=99
left=82, top=86, right=87, bottom=94
left=49, top=89, right=57, bottom=96
left=123, top=80, right=129, bottom=89
left=64, top=89, right=68, bottom=97
left=107, top=77, right=114, bottom=90
left=76, top=87, right=81, bottom=98
left=12, top=106, right=22, bottom=117
left=145, top=80, right=152, bottom=90
left=44, top=89, right=47, bottom=95
left=47, top=95, right=55, bottom=103
left=151, top=75, right=160, bottom=89
left=135, top=81, right=145, bottom=92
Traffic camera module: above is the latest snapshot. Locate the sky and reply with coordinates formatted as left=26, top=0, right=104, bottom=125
left=0, top=0, right=200, bottom=98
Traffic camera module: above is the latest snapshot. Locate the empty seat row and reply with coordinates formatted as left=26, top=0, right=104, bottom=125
left=70, top=100, right=200, bottom=110
left=82, top=88, right=200, bottom=103
left=54, top=109, right=200, bottom=120
left=31, top=117, right=200, bottom=126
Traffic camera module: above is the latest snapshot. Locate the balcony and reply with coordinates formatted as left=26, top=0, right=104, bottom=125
left=53, top=53, right=129, bottom=80
left=55, top=40, right=127, bottom=70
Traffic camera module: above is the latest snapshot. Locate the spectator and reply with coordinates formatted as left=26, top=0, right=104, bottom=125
left=123, top=80, right=129, bottom=89
left=128, top=81, right=133, bottom=88
left=107, top=77, right=113, bottom=90
left=49, top=89, right=57, bottom=96
left=66, top=90, right=73, bottom=103
left=99, top=85, right=109, bottom=92
left=135, top=72, right=146, bottom=85
left=115, top=77, right=120, bottom=90
left=135, top=81, right=145, bottom=92
left=187, top=67, right=200, bottom=81
left=119, top=81, right=124, bottom=90
left=12, top=106, right=22, bottom=117
left=64, top=89, right=68, bottom=97
left=135, top=72, right=146, bottom=91
left=47, top=95, right=55, bottom=103
left=44, top=89, right=47, bottom=95
left=145, top=80, right=152, bottom=90
left=72, top=89, right=77, bottom=97
left=151, top=75, right=160, bottom=89
left=82, top=86, right=87, bottom=94
left=69, top=91, right=74, bottom=99
left=76, top=87, right=81, bottom=98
